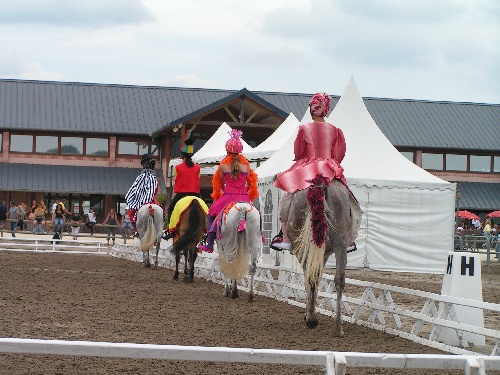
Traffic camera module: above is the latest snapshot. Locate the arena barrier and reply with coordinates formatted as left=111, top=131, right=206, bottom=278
left=0, top=236, right=108, bottom=254
left=111, top=244, right=500, bottom=358
left=1, top=338, right=499, bottom=375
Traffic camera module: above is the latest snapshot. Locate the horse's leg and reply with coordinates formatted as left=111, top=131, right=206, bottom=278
left=334, top=260, right=346, bottom=337
left=304, top=280, right=319, bottom=329
left=231, top=279, right=239, bottom=299
left=189, top=246, right=197, bottom=282
left=183, top=248, right=189, bottom=276
left=145, top=249, right=151, bottom=268
left=173, top=252, right=180, bottom=280
left=248, top=259, right=256, bottom=302
left=224, top=278, right=231, bottom=297
left=153, top=241, right=159, bottom=270
left=142, top=250, right=151, bottom=268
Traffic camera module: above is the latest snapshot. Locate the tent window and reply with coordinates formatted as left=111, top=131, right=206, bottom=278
left=445, top=154, right=467, bottom=171
left=422, top=153, right=443, bottom=170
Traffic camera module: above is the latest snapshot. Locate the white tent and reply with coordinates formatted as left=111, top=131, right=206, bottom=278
left=192, top=122, right=254, bottom=164
left=245, top=113, right=301, bottom=161
left=256, top=77, right=456, bottom=273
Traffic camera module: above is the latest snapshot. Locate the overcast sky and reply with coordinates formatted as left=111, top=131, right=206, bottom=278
left=1, top=0, right=498, bottom=103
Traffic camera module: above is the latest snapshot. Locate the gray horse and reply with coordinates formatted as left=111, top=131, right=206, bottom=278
left=217, top=202, right=262, bottom=302
left=136, top=203, right=164, bottom=268
left=281, top=175, right=361, bottom=337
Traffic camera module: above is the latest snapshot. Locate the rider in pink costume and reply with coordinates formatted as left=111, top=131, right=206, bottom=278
left=271, top=92, right=356, bottom=252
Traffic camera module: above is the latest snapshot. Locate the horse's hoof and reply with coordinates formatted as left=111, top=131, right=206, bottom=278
left=306, top=319, right=319, bottom=329
left=231, top=293, right=239, bottom=299
left=248, top=295, right=255, bottom=302
left=334, top=330, right=345, bottom=338
left=145, top=264, right=151, bottom=268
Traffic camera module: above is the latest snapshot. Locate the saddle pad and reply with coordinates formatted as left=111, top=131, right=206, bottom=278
left=169, top=196, right=208, bottom=231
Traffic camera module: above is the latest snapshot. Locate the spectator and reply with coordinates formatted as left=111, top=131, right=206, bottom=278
left=0, top=200, right=7, bottom=231
left=8, top=201, right=19, bottom=237
left=32, top=202, right=46, bottom=233
left=472, top=218, right=481, bottom=231
left=70, top=210, right=82, bottom=240
left=85, top=207, right=97, bottom=235
left=493, top=224, right=500, bottom=259
left=17, top=201, right=27, bottom=231
left=121, top=207, right=134, bottom=237
left=30, top=199, right=38, bottom=214
left=52, top=197, right=69, bottom=215
left=52, top=203, right=66, bottom=235
left=483, top=218, right=492, bottom=254
left=103, top=208, right=119, bottom=245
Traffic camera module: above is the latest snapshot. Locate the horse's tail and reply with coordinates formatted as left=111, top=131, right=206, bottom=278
left=219, top=203, right=251, bottom=280
left=295, top=174, right=330, bottom=290
left=172, top=199, right=204, bottom=255
left=141, top=205, right=157, bottom=251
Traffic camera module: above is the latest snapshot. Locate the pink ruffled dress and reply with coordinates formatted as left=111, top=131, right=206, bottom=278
left=274, top=121, right=347, bottom=193
left=209, top=172, right=251, bottom=216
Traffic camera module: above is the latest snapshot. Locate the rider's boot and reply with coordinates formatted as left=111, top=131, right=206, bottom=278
left=270, top=223, right=292, bottom=251
left=162, top=230, right=174, bottom=240
left=197, top=232, right=214, bottom=253
left=347, top=242, right=357, bottom=253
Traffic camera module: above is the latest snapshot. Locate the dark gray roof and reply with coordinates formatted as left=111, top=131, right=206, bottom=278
left=0, top=163, right=166, bottom=195
left=454, top=181, right=500, bottom=211
left=0, top=79, right=498, bottom=151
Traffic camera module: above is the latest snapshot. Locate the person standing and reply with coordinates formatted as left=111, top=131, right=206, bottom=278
left=103, top=208, right=119, bottom=245
left=8, top=201, right=19, bottom=237
left=164, top=130, right=201, bottom=240
left=17, top=201, right=27, bottom=231
left=197, top=129, right=259, bottom=253
left=121, top=207, right=134, bottom=237
left=70, top=210, right=82, bottom=241
left=483, top=218, right=492, bottom=254
left=125, top=154, right=160, bottom=236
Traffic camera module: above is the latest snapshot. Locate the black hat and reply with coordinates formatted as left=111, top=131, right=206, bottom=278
left=142, top=153, right=152, bottom=162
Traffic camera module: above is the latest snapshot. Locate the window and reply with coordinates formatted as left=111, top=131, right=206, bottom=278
left=470, top=155, right=490, bottom=172
left=494, top=156, right=500, bottom=173
left=422, top=153, right=443, bottom=170
left=446, top=154, right=467, bottom=171
left=10, top=135, right=33, bottom=152
left=36, top=135, right=58, bottom=153
left=400, top=151, right=414, bottom=162
left=118, top=140, right=159, bottom=156
left=61, top=137, right=83, bottom=154
left=0, top=133, right=2, bottom=151
left=86, top=138, right=108, bottom=156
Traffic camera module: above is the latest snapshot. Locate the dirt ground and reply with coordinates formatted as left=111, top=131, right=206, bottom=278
left=0, top=251, right=498, bottom=375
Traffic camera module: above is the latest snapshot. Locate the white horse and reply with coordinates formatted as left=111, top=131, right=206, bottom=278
left=217, top=202, right=262, bottom=302
left=136, top=203, right=164, bottom=268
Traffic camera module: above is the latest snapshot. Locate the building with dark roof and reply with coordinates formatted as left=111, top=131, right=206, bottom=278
left=0, top=79, right=498, bottom=220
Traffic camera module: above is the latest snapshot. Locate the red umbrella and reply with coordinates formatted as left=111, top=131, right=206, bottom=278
left=456, top=210, right=480, bottom=220
left=486, top=210, right=500, bottom=218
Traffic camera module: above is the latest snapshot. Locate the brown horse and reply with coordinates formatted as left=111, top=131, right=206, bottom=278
left=281, top=174, right=361, bottom=337
left=171, top=198, right=206, bottom=283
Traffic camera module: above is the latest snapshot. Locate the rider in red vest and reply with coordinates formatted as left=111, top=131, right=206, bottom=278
left=163, top=130, right=201, bottom=240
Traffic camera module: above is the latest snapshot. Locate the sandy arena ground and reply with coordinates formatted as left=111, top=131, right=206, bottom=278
left=0, top=249, right=498, bottom=375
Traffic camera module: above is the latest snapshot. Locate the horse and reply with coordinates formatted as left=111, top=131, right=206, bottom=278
left=135, top=203, right=164, bottom=269
left=281, top=174, right=361, bottom=337
left=217, top=202, right=262, bottom=302
left=170, top=198, right=206, bottom=283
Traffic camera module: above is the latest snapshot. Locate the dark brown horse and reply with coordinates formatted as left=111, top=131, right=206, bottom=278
left=171, top=198, right=206, bottom=283
left=281, top=175, right=361, bottom=337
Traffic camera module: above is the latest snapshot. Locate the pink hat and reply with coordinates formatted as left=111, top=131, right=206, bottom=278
left=225, top=129, right=243, bottom=154
left=309, top=92, right=332, bottom=117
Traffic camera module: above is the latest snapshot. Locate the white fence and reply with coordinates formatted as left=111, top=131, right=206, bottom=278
left=1, top=338, right=499, bottom=375
left=0, top=236, right=108, bottom=253
left=112, top=244, right=500, bottom=357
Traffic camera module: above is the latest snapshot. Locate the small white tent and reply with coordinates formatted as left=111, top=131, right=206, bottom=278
left=245, top=113, right=300, bottom=161
left=256, top=77, right=456, bottom=273
left=192, top=122, right=254, bottom=164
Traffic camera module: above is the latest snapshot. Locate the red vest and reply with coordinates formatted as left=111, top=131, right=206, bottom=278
left=174, top=162, right=201, bottom=193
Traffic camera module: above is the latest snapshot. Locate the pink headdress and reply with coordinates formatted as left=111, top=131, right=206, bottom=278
left=309, top=92, right=332, bottom=117
left=225, top=129, right=243, bottom=154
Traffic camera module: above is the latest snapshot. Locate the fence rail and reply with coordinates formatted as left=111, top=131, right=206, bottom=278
left=0, top=338, right=499, bottom=375
left=0, top=236, right=108, bottom=253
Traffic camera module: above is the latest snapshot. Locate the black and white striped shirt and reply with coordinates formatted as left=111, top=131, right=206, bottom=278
left=125, top=169, right=158, bottom=210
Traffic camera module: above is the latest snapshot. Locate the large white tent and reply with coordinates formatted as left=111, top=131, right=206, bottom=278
left=192, top=122, right=254, bottom=164
left=256, top=77, right=456, bottom=273
left=245, top=113, right=300, bottom=161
